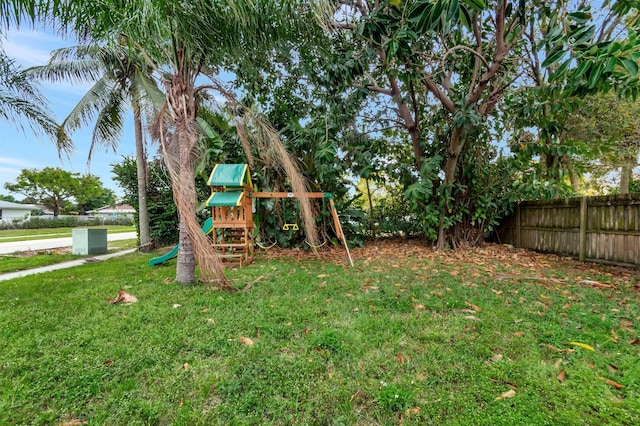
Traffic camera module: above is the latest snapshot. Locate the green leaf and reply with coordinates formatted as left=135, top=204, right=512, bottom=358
left=574, top=61, right=591, bottom=79
left=446, top=0, right=460, bottom=25
left=461, top=0, right=487, bottom=12
left=604, top=56, right=617, bottom=73
left=567, top=11, right=592, bottom=24
left=621, top=59, right=638, bottom=76
left=542, top=48, right=566, bottom=68
left=570, top=24, right=595, bottom=45
left=459, top=4, right=472, bottom=27
left=588, top=65, right=604, bottom=88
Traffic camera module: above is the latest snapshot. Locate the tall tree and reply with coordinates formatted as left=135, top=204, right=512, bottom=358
left=562, top=92, right=640, bottom=194
left=509, top=0, right=640, bottom=195
left=4, top=167, right=104, bottom=216
left=28, top=44, right=163, bottom=250
left=1, top=0, right=317, bottom=285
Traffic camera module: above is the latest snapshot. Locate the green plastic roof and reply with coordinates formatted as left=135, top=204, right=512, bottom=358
left=206, top=191, right=244, bottom=207
left=207, top=164, right=253, bottom=188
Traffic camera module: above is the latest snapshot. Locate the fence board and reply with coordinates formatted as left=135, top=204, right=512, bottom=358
left=499, top=194, right=640, bottom=268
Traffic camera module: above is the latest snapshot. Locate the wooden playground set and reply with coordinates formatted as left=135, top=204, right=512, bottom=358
left=150, top=164, right=353, bottom=267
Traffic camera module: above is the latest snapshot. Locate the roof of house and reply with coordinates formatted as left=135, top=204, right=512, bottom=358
left=0, top=200, right=38, bottom=210
left=91, top=204, right=135, bottom=214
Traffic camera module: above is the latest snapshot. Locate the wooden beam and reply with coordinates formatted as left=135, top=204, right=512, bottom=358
left=250, top=192, right=328, bottom=199
left=579, top=197, right=587, bottom=262
left=330, top=199, right=354, bottom=267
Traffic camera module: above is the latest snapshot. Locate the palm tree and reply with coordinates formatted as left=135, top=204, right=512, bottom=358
left=89, top=0, right=315, bottom=286
left=27, top=44, right=163, bottom=251
left=1, top=0, right=318, bottom=286
left=0, top=47, right=71, bottom=153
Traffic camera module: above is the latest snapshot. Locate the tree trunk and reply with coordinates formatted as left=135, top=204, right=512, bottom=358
left=569, top=169, right=580, bottom=193
left=437, top=127, right=465, bottom=249
left=133, top=104, right=151, bottom=251
left=167, top=70, right=227, bottom=286
left=365, top=178, right=375, bottom=237
left=620, top=162, right=632, bottom=195
left=175, top=158, right=197, bottom=284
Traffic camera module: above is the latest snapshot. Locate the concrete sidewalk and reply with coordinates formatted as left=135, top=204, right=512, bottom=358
left=0, top=249, right=137, bottom=281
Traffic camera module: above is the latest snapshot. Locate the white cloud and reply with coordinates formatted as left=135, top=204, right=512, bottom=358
left=0, top=156, right=35, bottom=168
left=4, top=29, right=70, bottom=67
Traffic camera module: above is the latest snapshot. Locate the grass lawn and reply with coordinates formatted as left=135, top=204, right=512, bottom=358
left=0, top=239, right=138, bottom=274
left=0, top=226, right=136, bottom=243
left=0, top=241, right=638, bottom=425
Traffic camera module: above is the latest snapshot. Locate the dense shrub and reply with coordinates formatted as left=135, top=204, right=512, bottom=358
left=0, top=216, right=133, bottom=230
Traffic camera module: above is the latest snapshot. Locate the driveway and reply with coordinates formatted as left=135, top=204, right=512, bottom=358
left=0, top=232, right=138, bottom=255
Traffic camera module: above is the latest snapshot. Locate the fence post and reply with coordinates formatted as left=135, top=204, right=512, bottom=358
left=515, top=202, right=521, bottom=247
left=579, top=197, right=587, bottom=262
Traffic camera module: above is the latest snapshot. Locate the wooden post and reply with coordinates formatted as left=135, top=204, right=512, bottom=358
left=515, top=202, right=521, bottom=248
left=329, top=199, right=354, bottom=267
left=579, top=197, right=587, bottom=262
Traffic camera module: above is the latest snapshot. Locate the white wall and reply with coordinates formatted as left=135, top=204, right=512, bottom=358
left=0, top=209, right=31, bottom=224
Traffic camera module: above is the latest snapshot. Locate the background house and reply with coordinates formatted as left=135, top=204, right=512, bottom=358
left=0, top=200, right=40, bottom=224
left=89, top=204, right=135, bottom=220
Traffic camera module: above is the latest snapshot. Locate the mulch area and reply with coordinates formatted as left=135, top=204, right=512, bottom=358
left=257, top=238, right=639, bottom=293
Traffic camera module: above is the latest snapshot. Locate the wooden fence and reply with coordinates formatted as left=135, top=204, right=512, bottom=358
left=498, top=194, right=640, bottom=268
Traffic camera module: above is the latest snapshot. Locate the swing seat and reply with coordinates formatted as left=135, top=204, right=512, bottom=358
left=282, top=223, right=299, bottom=231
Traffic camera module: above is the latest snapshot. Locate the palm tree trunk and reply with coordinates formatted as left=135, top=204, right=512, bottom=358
left=175, top=161, right=197, bottom=284
left=133, top=104, right=151, bottom=251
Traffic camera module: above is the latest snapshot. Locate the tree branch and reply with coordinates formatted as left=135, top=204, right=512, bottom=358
left=424, top=75, right=456, bottom=114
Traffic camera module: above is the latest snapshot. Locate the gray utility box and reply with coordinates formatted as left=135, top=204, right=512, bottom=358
left=72, top=228, right=108, bottom=255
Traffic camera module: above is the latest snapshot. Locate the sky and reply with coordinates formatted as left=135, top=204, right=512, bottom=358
left=1, top=28, right=147, bottom=199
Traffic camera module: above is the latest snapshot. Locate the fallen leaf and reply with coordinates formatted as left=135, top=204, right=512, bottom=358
left=416, top=373, right=426, bottom=381
left=239, top=337, right=254, bottom=347
left=405, top=407, right=421, bottom=417
left=579, top=279, right=612, bottom=288
left=611, top=329, right=619, bottom=343
left=608, top=364, right=619, bottom=374
left=553, top=358, right=563, bottom=369
left=352, top=307, right=360, bottom=312
left=183, top=363, right=189, bottom=371
left=465, top=301, right=482, bottom=312
left=629, top=339, right=640, bottom=345
left=317, top=274, right=330, bottom=278
left=413, top=304, right=425, bottom=310
left=557, top=370, right=565, bottom=383
left=106, top=290, right=137, bottom=305
left=395, top=354, right=405, bottom=365
left=513, top=331, right=524, bottom=337
left=207, top=318, right=216, bottom=325
left=202, top=308, right=209, bottom=313
left=104, top=360, right=113, bottom=366
left=173, top=304, right=182, bottom=309
left=484, top=354, right=503, bottom=365
left=464, top=315, right=481, bottom=321
left=598, top=376, right=624, bottom=389
left=59, top=421, right=88, bottom=426
left=569, top=341, right=595, bottom=351
left=495, top=389, right=516, bottom=400
left=456, top=309, right=477, bottom=314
